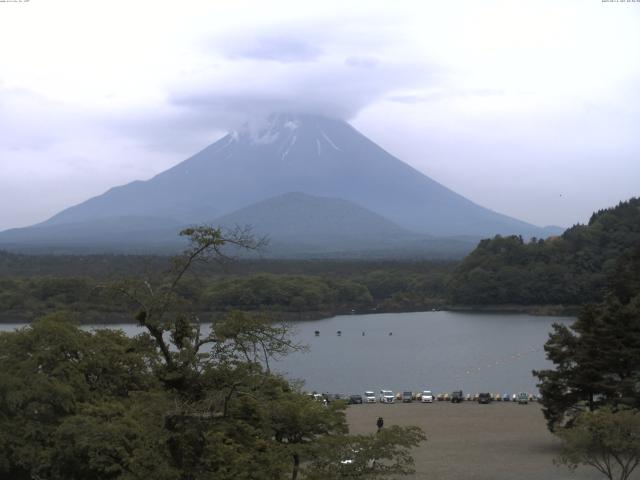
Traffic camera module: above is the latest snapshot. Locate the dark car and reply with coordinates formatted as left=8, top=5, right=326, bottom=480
left=451, top=390, right=464, bottom=403
left=402, top=391, right=413, bottom=403
left=348, top=394, right=363, bottom=405
left=324, top=393, right=347, bottom=404
left=478, top=392, right=492, bottom=404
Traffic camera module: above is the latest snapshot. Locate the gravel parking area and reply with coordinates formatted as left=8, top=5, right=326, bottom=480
left=346, top=402, right=609, bottom=480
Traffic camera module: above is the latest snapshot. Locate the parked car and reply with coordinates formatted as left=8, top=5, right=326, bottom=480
left=364, top=391, right=376, bottom=403
left=502, top=393, right=510, bottom=402
left=349, top=394, right=363, bottom=405
left=451, top=390, right=464, bottom=403
left=379, top=390, right=395, bottom=404
left=478, top=392, right=492, bottom=404
left=324, top=393, right=348, bottom=404
left=421, top=390, right=434, bottom=403
left=517, top=392, right=529, bottom=404
left=402, top=391, right=413, bottom=403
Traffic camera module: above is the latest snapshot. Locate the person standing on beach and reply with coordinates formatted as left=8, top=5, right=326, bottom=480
left=376, top=417, right=384, bottom=432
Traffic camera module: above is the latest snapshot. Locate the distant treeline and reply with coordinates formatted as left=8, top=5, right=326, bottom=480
left=0, top=251, right=449, bottom=279
left=0, top=261, right=453, bottom=322
left=447, top=198, right=640, bottom=306
left=1, top=198, right=638, bottom=321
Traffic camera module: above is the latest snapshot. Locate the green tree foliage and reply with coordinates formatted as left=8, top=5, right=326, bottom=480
left=0, top=276, right=114, bottom=319
left=204, top=274, right=372, bottom=312
left=269, top=392, right=348, bottom=479
left=534, top=246, right=640, bottom=431
left=0, top=226, right=425, bottom=480
left=0, top=261, right=453, bottom=322
left=305, top=426, right=426, bottom=479
left=555, top=407, right=640, bottom=480
left=0, top=314, right=169, bottom=480
left=448, top=198, right=640, bottom=306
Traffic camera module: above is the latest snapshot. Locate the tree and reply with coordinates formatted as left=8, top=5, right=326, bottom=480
left=0, top=314, right=171, bottom=480
left=304, top=425, right=427, bottom=479
left=269, top=393, right=348, bottom=480
left=555, top=407, right=640, bottom=480
left=105, top=226, right=269, bottom=386
left=534, top=247, right=640, bottom=431
left=0, top=225, right=426, bottom=480
left=448, top=197, right=640, bottom=307
left=534, top=296, right=640, bottom=430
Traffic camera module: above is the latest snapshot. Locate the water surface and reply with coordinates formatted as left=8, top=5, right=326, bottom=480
left=1, top=311, right=572, bottom=396
left=275, top=311, right=571, bottom=395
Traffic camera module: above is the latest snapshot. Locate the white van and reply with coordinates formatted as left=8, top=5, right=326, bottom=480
left=421, top=390, right=434, bottom=403
left=379, top=390, right=395, bottom=404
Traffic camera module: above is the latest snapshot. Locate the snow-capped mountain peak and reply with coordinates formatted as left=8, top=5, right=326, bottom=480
left=32, top=112, right=558, bottom=239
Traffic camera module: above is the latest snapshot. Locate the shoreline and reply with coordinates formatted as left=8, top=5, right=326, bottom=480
left=0, top=304, right=578, bottom=325
left=444, top=303, right=580, bottom=317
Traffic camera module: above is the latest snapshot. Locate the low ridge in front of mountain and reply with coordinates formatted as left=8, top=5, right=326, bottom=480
left=212, top=192, right=478, bottom=258
left=214, top=192, right=412, bottom=244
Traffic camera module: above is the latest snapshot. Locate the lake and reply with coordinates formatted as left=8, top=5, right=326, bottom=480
left=0, top=311, right=572, bottom=396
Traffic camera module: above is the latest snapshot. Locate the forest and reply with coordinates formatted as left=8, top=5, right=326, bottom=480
left=1, top=200, right=639, bottom=479
left=0, top=262, right=452, bottom=323
left=0, top=198, right=638, bottom=323
left=447, top=198, right=640, bottom=307
left=0, top=227, right=426, bottom=480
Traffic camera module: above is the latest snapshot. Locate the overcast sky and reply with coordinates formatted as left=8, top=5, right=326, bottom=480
left=1, top=0, right=638, bottom=231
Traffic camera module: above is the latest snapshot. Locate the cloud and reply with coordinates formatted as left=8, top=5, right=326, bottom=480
left=344, top=56, right=379, bottom=69
left=157, top=17, right=436, bottom=128
left=40, top=17, right=436, bottom=151
left=220, top=34, right=323, bottom=63
left=168, top=59, right=430, bottom=124
left=2, top=0, right=638, bottom=231
left=0, top=87, right=69, bottom=150
left=388, top=88, right=506, bottom=104
left=0, top=13, right=436, bottom=154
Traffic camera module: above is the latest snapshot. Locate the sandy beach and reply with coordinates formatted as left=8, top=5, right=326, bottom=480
left=346, top=401, right=609, bottom=480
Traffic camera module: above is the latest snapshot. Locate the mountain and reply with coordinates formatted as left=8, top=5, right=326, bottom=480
left=0, top=192, right=478, bottom=257
left=0, top=113, right=560, bottom=254
left=0, top=216, right=187, bottom=254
